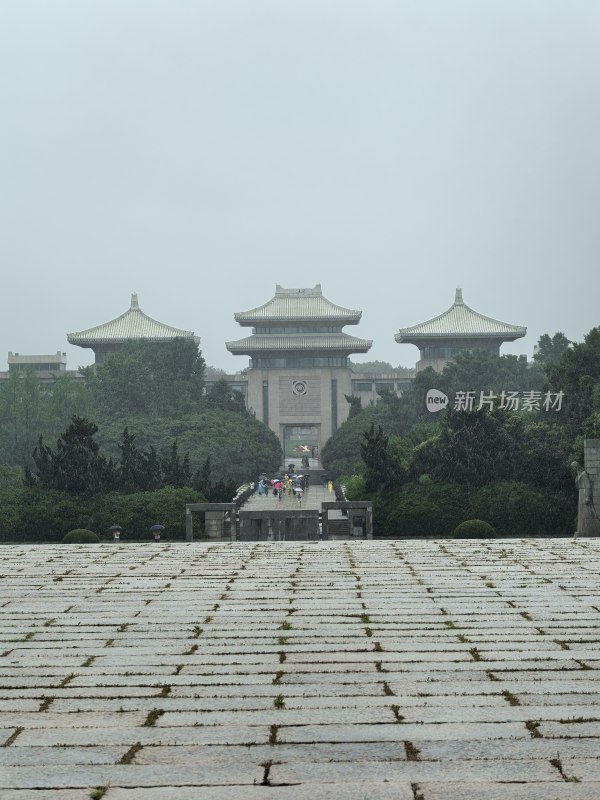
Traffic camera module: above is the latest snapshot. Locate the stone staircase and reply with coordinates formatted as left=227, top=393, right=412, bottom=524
left=326, top=517, right=352, bottom=537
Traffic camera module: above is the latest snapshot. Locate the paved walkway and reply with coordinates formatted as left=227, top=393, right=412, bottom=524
left=1, top=539, right=600, bottom=798
left=244, top=481, right=335, bottom=512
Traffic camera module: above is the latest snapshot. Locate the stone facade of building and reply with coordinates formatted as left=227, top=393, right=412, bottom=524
left=226, top=285, right=372, bottom=460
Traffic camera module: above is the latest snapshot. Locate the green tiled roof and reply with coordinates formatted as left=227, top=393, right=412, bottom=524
left=234, top=284, right=362, bottom=325
left=395, top=289, right=526, bottom=342
left=226, top=333, right=372, bottom=355
left=67, top=294, right=199, bottom=346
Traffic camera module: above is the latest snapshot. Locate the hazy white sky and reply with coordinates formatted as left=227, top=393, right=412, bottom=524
left=1, top=0, right=599, bottom=371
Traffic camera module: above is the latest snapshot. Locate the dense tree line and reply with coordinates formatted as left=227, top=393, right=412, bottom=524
left=0, top=339, right=282, bottom=540
left=323, top=332, right=598, bottom=537
left=0, top=340, right=281, bottom=481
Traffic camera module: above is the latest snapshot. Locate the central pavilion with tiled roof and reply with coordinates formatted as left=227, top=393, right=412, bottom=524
left=67, top=293, right=199, bottom=364
left=227, top=284, right=372, bottom=461
left=395, top=288, right=526, bottom=372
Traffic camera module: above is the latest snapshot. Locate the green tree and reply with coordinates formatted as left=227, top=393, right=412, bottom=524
left=360, top=423, right=405, bottom=493
left=411, top=407, right=516, bottom=487
left=545, top=326, right=600, bottom=431
left=321, top=405, right=380, bottom=477
left=190, top=455, right=238, bottom=502
left=533, top=332, right=571, bottom=365
left=344, top=394, right=362, bottom=419
left=204, top=379, right=247, bottom=413
left=0, top=371, right=94, bottom=467
left=436, top=350, right=544, bottom=396
left=0, top=370, right=45, bottom=465
left=97, top=409, right=281, bottom=485
left=90, top=338, right=205, bottom=418
left=30, top=416, right=115, bottom=495
left=116, top=428, right=164, bottom=493
left=0, top=465, right=24, bottom=490
left=43, top=376, right=93, bottom=439
left=351, top=360, right=395, bottom=374
left=161, top=440, right=192, bottom=488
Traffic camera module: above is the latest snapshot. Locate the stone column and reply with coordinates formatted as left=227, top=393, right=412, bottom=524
left=366, top=505, right=373, bottom=540
left=185, top=508, right=193, bottom=542
left=321, top=509, right=329, bottom=540
left=583, top=440, right=600, bottom=536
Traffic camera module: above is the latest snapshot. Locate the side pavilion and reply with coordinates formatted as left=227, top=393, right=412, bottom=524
left=395, top=288, right=526, bottom=372
left=67, top=293, right=199, bottom=364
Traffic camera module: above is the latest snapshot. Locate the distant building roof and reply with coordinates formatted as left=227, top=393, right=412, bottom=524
left=395, top=289, right=526, bottom=342
left=234, top=284, right=362, bottom=325
left=226, top=332, right=372, bottom=355
left=8, top=351, right=66, bottom=366
left=67, top=294, right=199, bottom=347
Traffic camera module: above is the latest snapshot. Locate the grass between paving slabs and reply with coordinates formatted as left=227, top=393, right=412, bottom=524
left=143, top=708, right=164, bottom=726
left=3, top=540, right=600, bottom=793
left=90, top=787, right=109, bottom=800
left=550, top=753, right=581, bottom=783
left=2, top=727, right=24, bottom=747
left=118, top=741, right=143, bottom=764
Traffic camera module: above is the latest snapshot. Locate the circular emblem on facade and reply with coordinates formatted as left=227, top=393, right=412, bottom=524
left=292, top=380, right=308, bottom=396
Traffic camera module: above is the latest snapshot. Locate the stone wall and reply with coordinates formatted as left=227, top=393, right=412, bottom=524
left=584, top=439, right=600, bottom=536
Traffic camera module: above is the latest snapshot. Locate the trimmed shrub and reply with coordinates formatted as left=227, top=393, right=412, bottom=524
left=12, top=489, right=96, bottom=542
left=374, top=481, right=469, bottom=537
left=0, top=488, right=25, bottom=541
left=468, top=480, right=574, bottom=536
left=0, top=486, right=207, bottom=542
left=453, top=519, right=496, bottom=538
left=62, top=529, right=100, bottom=543
left=93, top=487, right=206, bottom=540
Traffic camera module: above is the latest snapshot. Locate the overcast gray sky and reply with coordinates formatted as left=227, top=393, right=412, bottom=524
left=1, top=0, right=599, bottom=372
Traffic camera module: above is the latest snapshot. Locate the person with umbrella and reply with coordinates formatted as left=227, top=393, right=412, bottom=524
left=109, top=525, right=123, bottom=542
left=150, top=524, right=165, bottom=542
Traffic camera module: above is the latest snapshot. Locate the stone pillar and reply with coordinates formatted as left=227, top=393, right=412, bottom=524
left=583, top=440, right=600, bottom=536
left=366, top=506, right=373, bottom=540
left=185, top=508, right=193, bottom=542
left=321, top=509, right=329, bottom=540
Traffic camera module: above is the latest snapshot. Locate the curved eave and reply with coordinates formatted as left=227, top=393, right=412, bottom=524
left=234, top=289, right=362, bottom=325
left=67, top=312, right=198, bottom=344
left=67, top=334, right=200, bottom=346
left=395, top=329, right=526, bottom=343
left=226, top=334, right=372, bottom=355
left=234, top=312, right=361, bottom=325
left=395, top=299, right=526, bottom=342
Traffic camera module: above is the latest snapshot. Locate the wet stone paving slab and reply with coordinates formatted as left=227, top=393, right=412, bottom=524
left=0, top=539, right=599, bottom=799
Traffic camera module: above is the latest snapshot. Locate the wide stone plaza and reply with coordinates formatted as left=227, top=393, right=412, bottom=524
left=1, top=539, right=599, bottom=799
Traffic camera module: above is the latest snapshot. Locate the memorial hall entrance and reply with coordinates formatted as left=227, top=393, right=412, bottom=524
left=282, top=424, right=320, bottom=468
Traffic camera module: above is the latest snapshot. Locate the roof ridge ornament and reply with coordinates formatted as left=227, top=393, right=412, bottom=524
left=275, top=284, right=323, bottom=297
left=455, top=288, right=464, bottom=305
left=130, top=293, right=140, bottom=310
